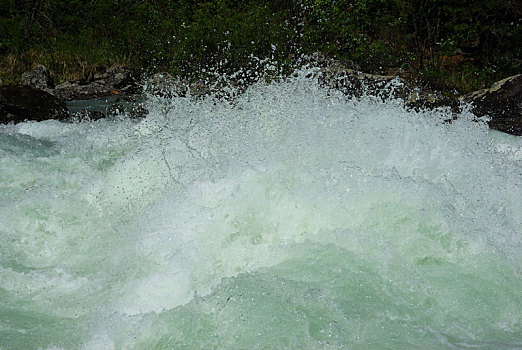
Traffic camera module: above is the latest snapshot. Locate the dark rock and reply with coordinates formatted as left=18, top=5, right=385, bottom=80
left=405, top=90, right=459, bottom=112
left=52, top=65, right=142, bottom=101
left=21, top=64, right=55, bottom=90
left=53, top=81, right=115, bottom=101
left=106, top=103, right=126, bottom=117
left=105, top=102, right=148, bottom=119
left=319, top=56, right=520, bottom=135
left=129, top=104, right=148, bottom=119
left=69, top=109, right=106, bottom=122
left=0, top=85, right=69, bottom=123
left=143, top=72, right=179, bottom=97
left=314, top=55, right=459, bottom=113
left=461, top=74, right=522, bottom=135
left=101, top=66, right=141, bottom=94
left=144, top=73, right=215, bottom=98
left=319, top=67, right=408, bottom=99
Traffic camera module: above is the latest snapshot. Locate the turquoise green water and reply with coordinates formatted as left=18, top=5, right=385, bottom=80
left=1, top=72, right=521, bottom=349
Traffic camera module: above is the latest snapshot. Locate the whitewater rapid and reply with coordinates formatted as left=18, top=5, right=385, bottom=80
left=1, top=71, right=521, bottom=349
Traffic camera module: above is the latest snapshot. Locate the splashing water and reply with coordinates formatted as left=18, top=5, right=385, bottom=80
left=0, top=70, right=521, bottom=349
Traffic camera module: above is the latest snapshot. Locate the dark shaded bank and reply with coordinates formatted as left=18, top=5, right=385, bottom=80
left=1, top=0, right=520, bottom=94
left=1, top=59, right=521, bottom=136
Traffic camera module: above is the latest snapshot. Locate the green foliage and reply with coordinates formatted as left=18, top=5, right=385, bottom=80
left=0, top=0, right=520, bottom=91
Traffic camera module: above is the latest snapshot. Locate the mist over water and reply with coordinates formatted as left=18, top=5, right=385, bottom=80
left=1, top=70, right=521, bottom=349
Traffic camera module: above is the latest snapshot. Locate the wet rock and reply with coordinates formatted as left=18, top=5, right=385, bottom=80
left=93, top=66, right=142, bottom=94
left=315, top=55, right=458, bottom=112
left=105, top=103, right=126, bottom=117
left=405, top=90, right=459, bottom=112
left=319, top=67, right=408, bottom=99
left=316, top=54, right=520, bottom=135
left=69, top=109, right=106, bottom=122
left=461, top=74, right=522, bottom=135
left=128, top=104, right=148, bottom=119
left=143, top=73, right=214, bottom=98
left=0, top=85, right=69, bottom=123
left=53, top=65, right=141, bottom=101
left=143, top=72, right=180, bottom=97
left=106, top=103, right=148, bottom=119
left=21, top=64, right=55, bottom=91
left=53, top=81, right=115, bottom=101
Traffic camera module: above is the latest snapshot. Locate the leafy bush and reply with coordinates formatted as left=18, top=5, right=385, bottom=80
left=0, top=0, right=519, bottom=91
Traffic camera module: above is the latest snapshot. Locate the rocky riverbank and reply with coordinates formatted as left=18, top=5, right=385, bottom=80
left=19, top=64, right=141, bottom=101
left=2, top=64, right=146, bottom=122
left=1, top=62, right=521, bottom=136
left=311, top=55, right=521, bottom=135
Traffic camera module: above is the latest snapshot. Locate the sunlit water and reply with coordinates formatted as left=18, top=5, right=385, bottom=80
left=1, top=71, right=521, bottom=349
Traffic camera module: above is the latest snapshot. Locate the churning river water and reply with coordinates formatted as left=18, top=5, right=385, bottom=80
left=0, top=71, right=521, bottom=349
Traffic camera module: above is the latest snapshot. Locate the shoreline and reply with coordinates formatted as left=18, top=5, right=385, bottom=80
left=1, top=59, right=521, bottom=136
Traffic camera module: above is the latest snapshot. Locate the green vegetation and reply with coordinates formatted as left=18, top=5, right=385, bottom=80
left=1, top=0, right=520, bottom=92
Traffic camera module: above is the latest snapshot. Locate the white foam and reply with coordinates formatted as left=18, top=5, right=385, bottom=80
left=1, top=69, right=520, bottom=348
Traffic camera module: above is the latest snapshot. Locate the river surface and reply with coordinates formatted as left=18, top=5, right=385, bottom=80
left=1, top=71, right=521, bottom=349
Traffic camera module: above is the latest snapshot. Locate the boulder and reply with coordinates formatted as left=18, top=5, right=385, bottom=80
left=53, top=65, right=141, bottom=101
left=314, top=54, right=458, bottom=112
left=0, top=85, right=69, bottom=123
left=318, top=67, right=408, bottom=99
left=405, top=89, right=459, bottom=112
left=21, top=64, right=55, bottom=91
left=53, top=81, right=115, bottom=101
left=143, top=72, right=180, bottom=97
left=97, top=65, right=141, bottom=93
left=461, top=74, right=522, bottom=135
left=143, top=73, right=215, bottom=98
